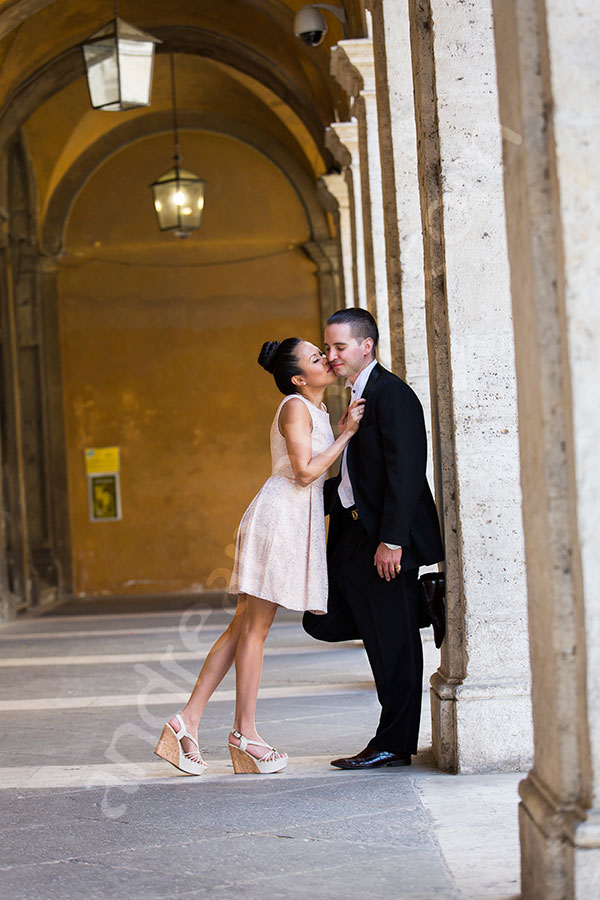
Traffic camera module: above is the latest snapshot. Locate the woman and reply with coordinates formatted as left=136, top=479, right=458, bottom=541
left=154, top=338, right=364, bottom=776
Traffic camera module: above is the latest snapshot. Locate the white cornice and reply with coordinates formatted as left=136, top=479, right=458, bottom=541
left=330, top=38, right=376, bottom=98
left=325, top=120, right=360, bottom=167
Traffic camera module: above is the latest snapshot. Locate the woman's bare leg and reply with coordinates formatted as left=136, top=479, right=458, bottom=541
left=170, top=596, right=248, bottom=755
left=229, top=595, right=285, bottom=760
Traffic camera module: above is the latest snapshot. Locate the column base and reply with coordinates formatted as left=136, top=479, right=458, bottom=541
left=0, top=590, right=18, bottom=622
left=430, top=670, right=533, bottom=773
left=519, top=771, right=600, bottom=899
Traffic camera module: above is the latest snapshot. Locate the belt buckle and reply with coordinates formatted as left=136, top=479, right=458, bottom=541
left=351, top=509, right=359, bottom=521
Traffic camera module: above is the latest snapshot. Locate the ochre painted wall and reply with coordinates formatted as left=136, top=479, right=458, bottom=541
left=59, top=132, right=321, bottom=596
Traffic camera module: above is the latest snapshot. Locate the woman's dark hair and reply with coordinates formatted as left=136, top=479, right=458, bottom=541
left=258, top=338, right=303, bottom=396
left=327, top=308, right=379, bottom=348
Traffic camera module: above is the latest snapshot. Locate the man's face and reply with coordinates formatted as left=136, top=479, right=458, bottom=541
left=324, top=323, right=373, bottom=382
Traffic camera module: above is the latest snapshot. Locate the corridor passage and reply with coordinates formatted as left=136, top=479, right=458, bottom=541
left=0, top=598, right=521, bottom=899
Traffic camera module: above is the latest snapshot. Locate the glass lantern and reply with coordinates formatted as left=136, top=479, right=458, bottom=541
left=150, top=165, right=206, bottom=238
left=82, top=17, right=161, bottom=111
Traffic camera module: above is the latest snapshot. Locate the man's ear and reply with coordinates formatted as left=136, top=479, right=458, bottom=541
left=363, top=337, right=374, bottom=356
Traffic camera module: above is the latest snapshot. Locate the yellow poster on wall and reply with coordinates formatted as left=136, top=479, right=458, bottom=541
left=85, top=446, right=120, bottom=474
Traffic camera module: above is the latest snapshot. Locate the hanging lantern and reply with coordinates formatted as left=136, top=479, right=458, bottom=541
left=151, top=166, right=206, bottom=238
left=82, top=2, right=160, bottom=111
left=150, top=56, right=206, bottom=238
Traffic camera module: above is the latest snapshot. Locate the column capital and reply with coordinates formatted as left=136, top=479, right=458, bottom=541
left=303, top=239, right=340, bottom=275
left=325, top=120, right=359, bottom=168
left=37, top=254, right=60, bottom=275
left=331, top=38, right=376, bottom=97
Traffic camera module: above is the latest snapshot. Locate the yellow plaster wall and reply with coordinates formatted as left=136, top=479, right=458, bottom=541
left=59, top=131, right=320, bottom=596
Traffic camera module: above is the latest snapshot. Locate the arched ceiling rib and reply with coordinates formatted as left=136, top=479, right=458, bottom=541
left=0, top=0, right=365, bottom=249
left=0, top=0, right=348, bottom=129
left=42, top=111, right=331, bottom=254
left=27, top=53, right=325, bottom=219
left=0, top=35, right=330, bottom=158
left=0, top=1, right=367, bottom=45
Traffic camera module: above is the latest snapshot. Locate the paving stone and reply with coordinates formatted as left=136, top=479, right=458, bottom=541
left=0, top=603, right=520, bottom=900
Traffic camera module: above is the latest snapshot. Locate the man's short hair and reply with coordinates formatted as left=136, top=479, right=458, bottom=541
left=327, top=308, right=379, bottom=347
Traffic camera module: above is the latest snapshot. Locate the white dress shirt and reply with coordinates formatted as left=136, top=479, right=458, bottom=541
left=338, top=359, right=377, bottom=508
left=337, top=359, right=401, bottom=550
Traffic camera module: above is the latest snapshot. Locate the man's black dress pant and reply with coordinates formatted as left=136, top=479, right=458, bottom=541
left=303, top=510, right=422, bottom=755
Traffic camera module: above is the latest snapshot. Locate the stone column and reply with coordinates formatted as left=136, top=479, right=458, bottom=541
left=330, top=38, right=392, bottom=370
left=0, top=212, right=18, bottom=622
left=493, top=0, right=600, bottom=893
left=303, top=237, right=347, bottom=429
left=413, top=0, right=532, bottom=772
left=37, top=254, right=72, bottom=598
left=325, top=121, right=367, bottom=311
left=318, top=173, right=355, bottom=308
left=366, top=0, right=433, bottom=473
left=302, top=238, right=343, bottom=330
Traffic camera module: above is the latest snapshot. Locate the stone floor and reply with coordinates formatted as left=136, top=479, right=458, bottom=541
left=0, top=595, right=523, bottom=899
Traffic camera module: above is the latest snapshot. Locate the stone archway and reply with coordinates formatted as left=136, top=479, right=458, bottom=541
left=0, top=16, right=343, bottom=157
left=54, top=128, right=330, bottom=597
left=41, top=111, right=331, bottom=256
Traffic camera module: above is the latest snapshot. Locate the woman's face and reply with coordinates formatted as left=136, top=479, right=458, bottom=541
left=295, top=341, right=336, bottom=388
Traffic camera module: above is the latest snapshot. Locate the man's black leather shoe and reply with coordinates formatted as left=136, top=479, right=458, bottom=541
left=330, top=746, right=411, bottom=769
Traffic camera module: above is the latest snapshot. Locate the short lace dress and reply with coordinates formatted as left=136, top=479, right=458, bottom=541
left=228, top=393, right=335, bottom=613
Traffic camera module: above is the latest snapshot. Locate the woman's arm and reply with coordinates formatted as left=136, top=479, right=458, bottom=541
left=279, top=398, right=364, bottom=487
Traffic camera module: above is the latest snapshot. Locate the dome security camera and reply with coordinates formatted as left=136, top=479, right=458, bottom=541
left=293, top=5, right=347, bottom=48
left=294, top=7, right=328, bottom=46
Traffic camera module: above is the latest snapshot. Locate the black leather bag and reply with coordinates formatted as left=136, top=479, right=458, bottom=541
left=418, top=571, right=446, bottom=649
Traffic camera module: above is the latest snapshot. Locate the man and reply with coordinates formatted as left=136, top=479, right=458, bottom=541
left=303, top=308, right=444, bottom=769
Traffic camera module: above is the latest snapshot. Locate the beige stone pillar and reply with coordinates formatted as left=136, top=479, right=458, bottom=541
left=318, top=173, right=355, bottom=309
left=330, top=38, right=392, bottom=369
left=303, top=236, right=347, bottom=429
left=493, top=0, right=600, bottom=893
left=302, top=238, right=343, bottom=330
left=414, top=0, right=532, bottom=772
left=325, top=121, right=367, bottom=311
left=366, top=0, right=433, bottom=477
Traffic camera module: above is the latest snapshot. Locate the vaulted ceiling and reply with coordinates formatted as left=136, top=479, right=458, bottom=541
left=0, top=1, right=366, bottom=249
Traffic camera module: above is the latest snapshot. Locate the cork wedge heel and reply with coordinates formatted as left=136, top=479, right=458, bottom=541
left=228, top=729, right=288, bottom=775
left=154, top=713, right=207, bottom=776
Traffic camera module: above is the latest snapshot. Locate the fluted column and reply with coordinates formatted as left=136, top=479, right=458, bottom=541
left=330, top=38, right=392, bottom=369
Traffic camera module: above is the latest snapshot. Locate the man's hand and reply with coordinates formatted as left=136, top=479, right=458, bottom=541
left=374, top=543, right=403, bottom=581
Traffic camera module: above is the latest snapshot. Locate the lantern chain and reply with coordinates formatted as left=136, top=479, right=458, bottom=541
left=170, top=54, right=181, bottom=166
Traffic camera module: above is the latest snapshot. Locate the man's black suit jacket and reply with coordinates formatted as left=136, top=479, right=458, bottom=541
left=325, top=363, right=444, bottom=571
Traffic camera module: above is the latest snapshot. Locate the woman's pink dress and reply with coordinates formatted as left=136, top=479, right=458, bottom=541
left=228, top=394, right=334, bottom=613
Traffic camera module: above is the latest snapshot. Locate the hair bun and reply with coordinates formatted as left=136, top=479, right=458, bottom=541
left=258, top=340, right=281, bottom=374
